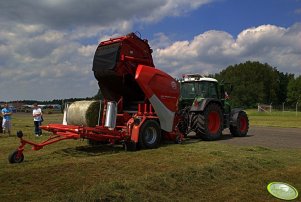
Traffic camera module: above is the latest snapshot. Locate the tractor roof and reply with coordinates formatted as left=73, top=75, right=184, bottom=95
left=179, top=74, right=218, bottom=83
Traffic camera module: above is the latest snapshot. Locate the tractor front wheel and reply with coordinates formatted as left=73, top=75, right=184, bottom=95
left=8, top=150, right=24, bottom=164
left=192, top=103, right=223, bottom=141
left=138, top=120, right=161, bottom=149
left=230, top=111, right=249, bottom=137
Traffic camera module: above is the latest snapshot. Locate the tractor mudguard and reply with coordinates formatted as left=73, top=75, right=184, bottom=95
left=190, top=98, right=222, bottom=112
left=230, top=108, right=243, bottom=126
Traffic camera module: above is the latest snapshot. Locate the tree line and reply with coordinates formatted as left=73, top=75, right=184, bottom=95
left=10, top=97, right=95, bottom=106
left=214, top=61, right=300, bottom=108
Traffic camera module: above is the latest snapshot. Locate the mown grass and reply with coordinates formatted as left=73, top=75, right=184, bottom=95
left=0, top=112, right=300, bottom=201
left=246, top=109, right=301, bottom=128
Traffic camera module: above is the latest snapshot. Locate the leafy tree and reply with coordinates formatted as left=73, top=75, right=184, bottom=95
left=275, top=72, right=294, bottom=104
left=287, top=75, right=301, bottom=104
left=215, top=61, right=288, bottom=108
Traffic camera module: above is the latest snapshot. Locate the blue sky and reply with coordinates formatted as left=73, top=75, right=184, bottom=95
left=142, top=0, right=300, bottom=39
left=0, top=0, right=300, bottom=101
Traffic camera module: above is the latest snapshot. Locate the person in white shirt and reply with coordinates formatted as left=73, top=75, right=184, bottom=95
left=32, top=103, right=43, bottom=137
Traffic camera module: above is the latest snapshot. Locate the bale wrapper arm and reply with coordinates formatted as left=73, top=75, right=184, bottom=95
left=9, top=33, right=183, bottom=163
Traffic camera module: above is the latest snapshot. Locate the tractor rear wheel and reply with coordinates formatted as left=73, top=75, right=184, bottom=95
left=178, top=107, right=190, bottom=136
left=230, top=111, right=249, bottom=137
left=8, top=150, right=24, bottom=164
left=192, top=103, right=223, bottom=141
left=138, top=120, right=161, bottom=149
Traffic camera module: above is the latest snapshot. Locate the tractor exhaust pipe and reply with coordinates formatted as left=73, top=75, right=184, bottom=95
left=104, top=101, right=117, bottom=130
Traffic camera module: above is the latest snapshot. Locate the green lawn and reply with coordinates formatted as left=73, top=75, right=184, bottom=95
left=246, top=109, right=301, bottom=128
left=0, top=112, right=300, bottom=201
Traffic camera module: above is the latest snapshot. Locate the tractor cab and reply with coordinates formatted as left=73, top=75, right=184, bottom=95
left=179, top=74, right=219, bottom=110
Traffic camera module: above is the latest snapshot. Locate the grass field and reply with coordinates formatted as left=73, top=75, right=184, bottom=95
left=247, top=109, right=301, bottom=128
left=0, top=112, right=300, bottom=201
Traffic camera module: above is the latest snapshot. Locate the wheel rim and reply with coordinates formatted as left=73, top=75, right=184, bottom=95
left=15, top=157, right=22, bottom=163
left=239, top=116, right=247, bottom=132
left=208, top=111, right=220, bottom=134
left=145, top=127, right=157, bottom=145
left=13, top=152, right=23, bottom=163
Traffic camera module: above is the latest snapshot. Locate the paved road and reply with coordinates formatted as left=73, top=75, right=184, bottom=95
left=218, top=126, right=301, bottom=149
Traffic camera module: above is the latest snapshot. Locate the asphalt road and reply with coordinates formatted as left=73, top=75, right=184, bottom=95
left=218, top=126, right=301, bottom=149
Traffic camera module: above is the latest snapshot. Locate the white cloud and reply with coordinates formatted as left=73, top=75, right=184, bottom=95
left=0, top=0, right=214, bottom=101
left=153, top=23, right=301, bottom=77
left=139, top=0, right=211, bottom=22
left=0, top=0, right=299, bottom=101
left=0, top=0, right=212, bottom=29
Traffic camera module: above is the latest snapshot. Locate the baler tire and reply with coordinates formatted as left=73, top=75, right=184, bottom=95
left=138, top=120, right=161, bottom=149
left=193, top=103, right=223, bottom=141
left=8, top=150, right=24, bottom=164
left=230, top=111, right=249, bottom=137
left=124, top=141, right=137, bottom=151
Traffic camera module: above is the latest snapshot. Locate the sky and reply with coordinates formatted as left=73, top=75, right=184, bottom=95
left=0, top=0, right=300, bottom=101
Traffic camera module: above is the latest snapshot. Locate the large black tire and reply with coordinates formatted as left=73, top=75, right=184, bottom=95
left=138, top=120, right=161, bottom=149
left=8, top=150, right=24, bottom=164
left=124, top=141, right=137, bottom=151
left=230, top=111, right=249, bottom=137
left=192, top=103, right=223, bottom=141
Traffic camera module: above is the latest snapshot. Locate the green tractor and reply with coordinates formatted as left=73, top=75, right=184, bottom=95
left=178, top=74, right=249, bottom=140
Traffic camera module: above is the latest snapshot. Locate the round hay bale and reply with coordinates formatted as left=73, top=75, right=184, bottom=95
left=66, top=100, right=102, bottom=127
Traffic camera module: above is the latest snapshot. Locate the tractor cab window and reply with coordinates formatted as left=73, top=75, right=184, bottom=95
left=181, top=81, right=219, bottom=99
left=197, top=81, right=219, bottom=99
left=208, top=82, right=218, bottom=98
left=180, top=82, right=196, bottom=99
left=198, top=82, right=208, bottom=98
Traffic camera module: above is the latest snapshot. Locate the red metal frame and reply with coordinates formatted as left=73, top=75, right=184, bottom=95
left=11, top=33, right=184, bottom=162
left=14, top=100, right=183, bottom=156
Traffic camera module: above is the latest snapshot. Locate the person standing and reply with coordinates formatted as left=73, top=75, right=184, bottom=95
left=1, top=103, right=12, bottom=135
left=0, top=113, right=2, bottom=134
left=32, top=103, right=43, bottom=137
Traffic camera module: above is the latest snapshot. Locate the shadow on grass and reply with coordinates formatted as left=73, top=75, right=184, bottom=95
left=54, top=144, right=124, bottom=157
left=52, top=133, right=255, bottom=157
left=182, top=133, right=254, bottom=143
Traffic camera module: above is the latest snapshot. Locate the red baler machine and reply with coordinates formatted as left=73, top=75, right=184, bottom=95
left=9, top=33, right=183, bottom=163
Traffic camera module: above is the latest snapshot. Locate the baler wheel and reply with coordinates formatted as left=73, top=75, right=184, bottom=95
left=124, top=141, right=137, bottom=151
left=230, top=111, right=249, bottom=137
left=8, top=150, right=24, bottom=164
left=138, top=120, right=161, bottom=149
